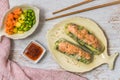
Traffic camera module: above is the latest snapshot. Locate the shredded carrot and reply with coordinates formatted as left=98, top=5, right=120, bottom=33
left=5, top=8, right=22, bottom=35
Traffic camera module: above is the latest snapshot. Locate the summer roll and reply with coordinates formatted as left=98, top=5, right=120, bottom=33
left=65, top=23, right=104, bottom=55
left=55, top=39, right=93, bottom=64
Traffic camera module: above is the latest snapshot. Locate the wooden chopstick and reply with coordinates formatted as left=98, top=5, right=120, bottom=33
left=53, top=0, right=94, bottom=14
left=46, top=1, right=120, bottom=21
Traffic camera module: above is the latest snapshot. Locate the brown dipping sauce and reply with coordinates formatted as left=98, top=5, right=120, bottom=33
left=24, top=42, right=43, bottom=61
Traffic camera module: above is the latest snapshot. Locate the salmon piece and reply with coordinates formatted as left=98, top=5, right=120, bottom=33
left=58, top=42, right=80, bottom=54
left=55, top=39, right=92, bottom=62
left=67, top=23, right=100, bottom=49
left=68, top=25, right=78, bottom=35
left=80, top=29, right=88, bottom=35
left=65, top=23, right=104, bottom=55
left=78, top=34, right=84, bottom=39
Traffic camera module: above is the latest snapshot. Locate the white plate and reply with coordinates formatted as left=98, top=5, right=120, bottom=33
left=47, top=17, right=119, bottom=73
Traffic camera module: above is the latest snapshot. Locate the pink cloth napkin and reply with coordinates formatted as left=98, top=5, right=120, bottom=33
left=0, top=0, right=88, bottom=80
left=0, top=0, right=9, bottom=27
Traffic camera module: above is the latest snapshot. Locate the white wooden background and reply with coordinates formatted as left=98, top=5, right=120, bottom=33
left=9, top=0, right=120, bottom=80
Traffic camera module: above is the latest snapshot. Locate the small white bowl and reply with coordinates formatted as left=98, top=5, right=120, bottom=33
left=22, top=40, right=46, bottom=63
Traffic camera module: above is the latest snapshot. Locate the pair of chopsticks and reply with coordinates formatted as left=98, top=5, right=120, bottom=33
left=46, top=0, right=120, bottom=21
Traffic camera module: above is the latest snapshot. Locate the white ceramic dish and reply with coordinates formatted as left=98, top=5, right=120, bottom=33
left=47, top=17, right=119, bottom=73
left=22, top=40, right=46, bottom=63
left=0, top=4, right=40, bottom=40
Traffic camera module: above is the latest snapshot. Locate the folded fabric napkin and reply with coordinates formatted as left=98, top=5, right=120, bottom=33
left=0, top=0, right=9, bottom=27
left=0, top=0, right=88, bottom=80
